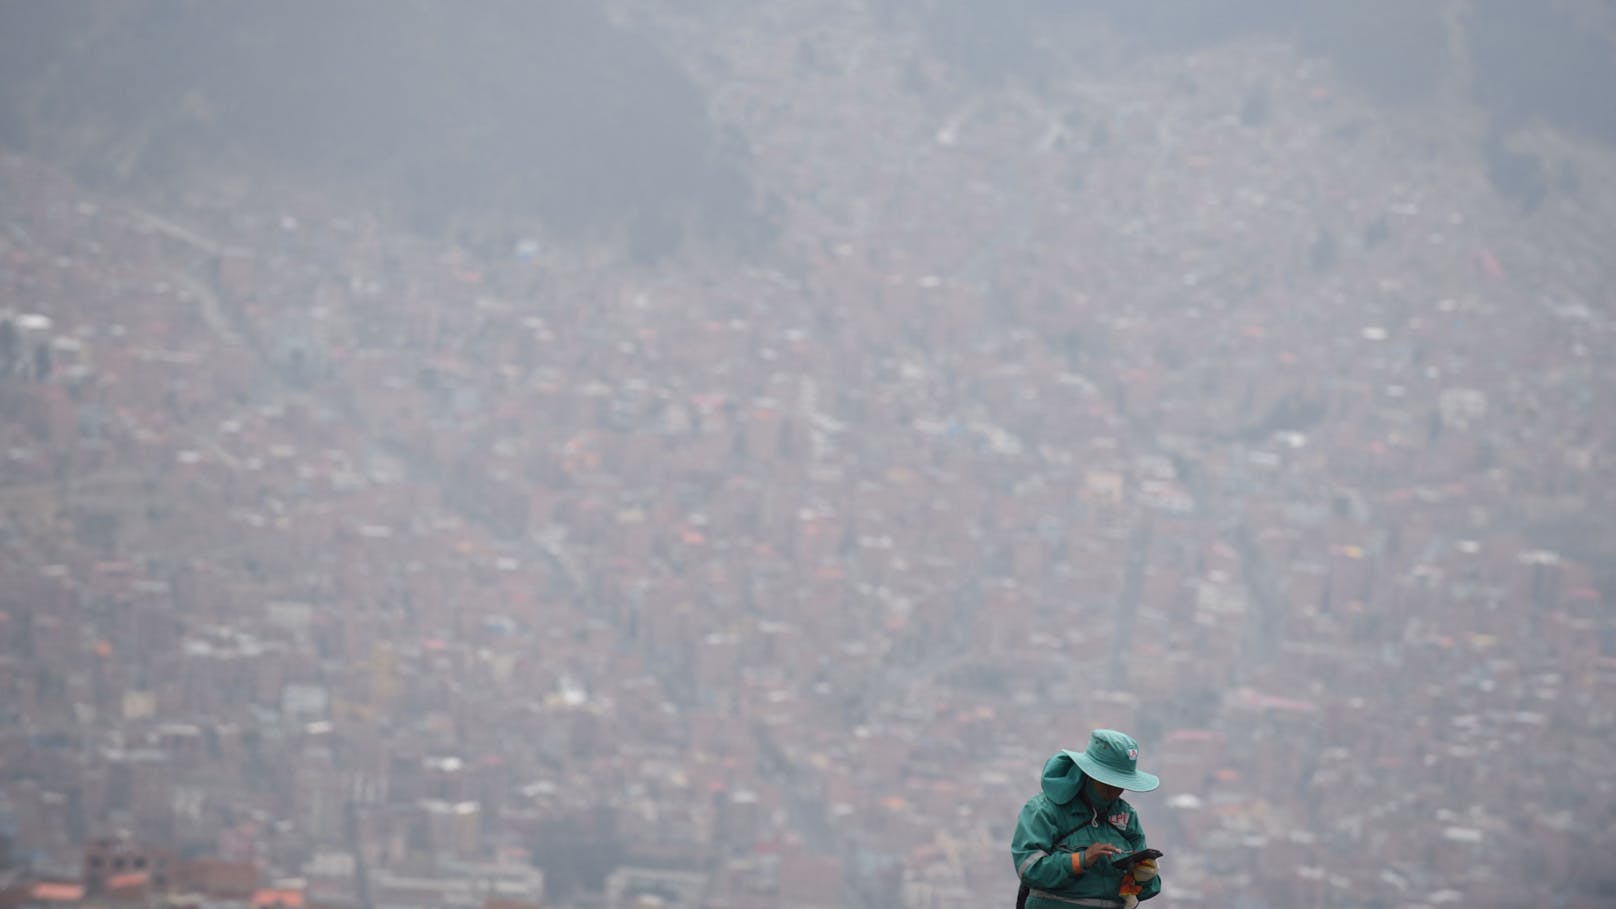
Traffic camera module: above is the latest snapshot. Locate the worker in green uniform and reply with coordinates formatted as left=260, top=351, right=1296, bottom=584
left=1011, top=730, right=1162, bottom=909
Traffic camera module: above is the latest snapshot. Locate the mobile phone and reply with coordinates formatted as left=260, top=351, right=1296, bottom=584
left=1110, top=848, right=1163, bottom=870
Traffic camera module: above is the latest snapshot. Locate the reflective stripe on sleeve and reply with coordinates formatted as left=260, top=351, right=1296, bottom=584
left=1017, top=851, right=1048, bottom=877
left=1027, top=890, right=1122, bottom=908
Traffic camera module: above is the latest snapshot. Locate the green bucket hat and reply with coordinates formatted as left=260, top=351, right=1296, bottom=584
left=1064, top=729, right=1160, bottom=792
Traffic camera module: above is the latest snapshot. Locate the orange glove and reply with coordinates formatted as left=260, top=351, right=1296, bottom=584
left=1119, top=858, right=1157, bottom=909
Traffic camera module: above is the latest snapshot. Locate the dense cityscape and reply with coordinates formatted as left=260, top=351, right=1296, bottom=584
left=2, top=5, right=1615, bottom=909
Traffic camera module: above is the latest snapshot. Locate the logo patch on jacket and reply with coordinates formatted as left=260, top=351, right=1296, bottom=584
left=1109, top=811, right=1130, bottom=828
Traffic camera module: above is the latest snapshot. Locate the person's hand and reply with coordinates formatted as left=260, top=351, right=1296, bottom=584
left=1079, top=843, right=1123, bottom=869
left=1131, top=858, right=1158, bottom=882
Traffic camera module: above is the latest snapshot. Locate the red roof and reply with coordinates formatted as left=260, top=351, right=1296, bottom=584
left=105, top=872, right=149, bottom=890
left=30, top=882, right=87, bottom=902
left=251, top=889, right=305, bottom=909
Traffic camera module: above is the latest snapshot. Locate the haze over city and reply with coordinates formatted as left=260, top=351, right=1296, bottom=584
left=1, top=3, right=1614, bottom=909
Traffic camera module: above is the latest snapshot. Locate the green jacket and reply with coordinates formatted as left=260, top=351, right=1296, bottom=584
left=1011, top=752, right=1162, bottom=908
